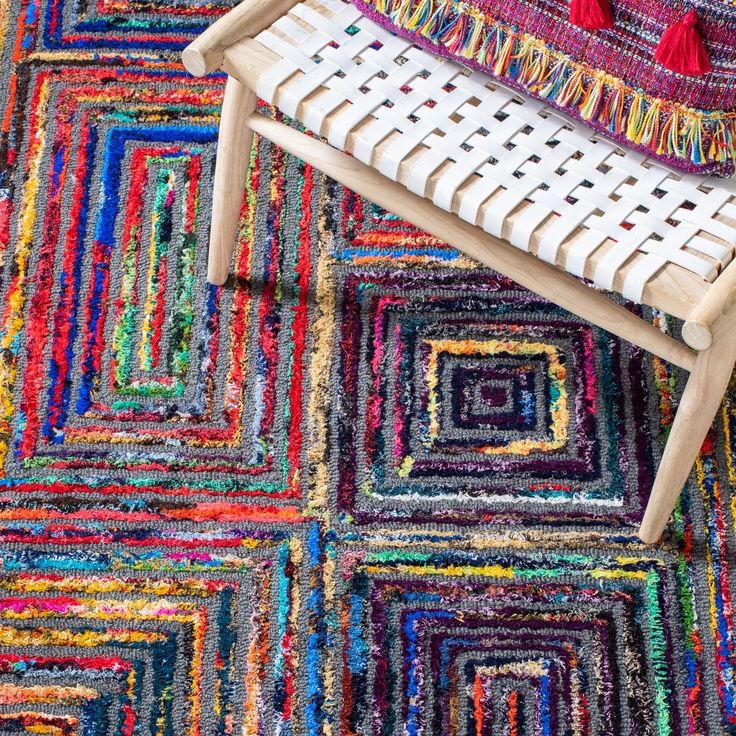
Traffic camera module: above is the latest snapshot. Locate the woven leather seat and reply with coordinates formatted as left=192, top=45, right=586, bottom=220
left=184, top=0, right=736, bottom=542
left=224, top=0, right=736, bottom=320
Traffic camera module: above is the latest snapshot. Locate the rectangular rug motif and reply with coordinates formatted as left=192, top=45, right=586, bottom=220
left=0, top=2, right=734, bottom=733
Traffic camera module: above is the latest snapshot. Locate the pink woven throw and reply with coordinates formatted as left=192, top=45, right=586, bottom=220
left=350, top=0, right=736, bottom=176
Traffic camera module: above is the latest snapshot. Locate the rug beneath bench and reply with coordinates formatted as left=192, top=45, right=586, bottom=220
left=0, top=3, right=735, bottom=733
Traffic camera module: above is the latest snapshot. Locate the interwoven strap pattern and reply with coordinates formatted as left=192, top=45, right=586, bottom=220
left=254, top=0, right=736, bottom=302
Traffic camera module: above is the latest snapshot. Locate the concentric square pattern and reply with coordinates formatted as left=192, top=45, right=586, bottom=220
left=0, top=3, right=734, bottom=733
left=332, top=267, right=658, bottom=526
left=328, top=534, right=694, bottom=736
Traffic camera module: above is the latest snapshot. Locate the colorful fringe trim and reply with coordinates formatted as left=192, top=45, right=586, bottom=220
left=354, top=0, right=736, bottom=174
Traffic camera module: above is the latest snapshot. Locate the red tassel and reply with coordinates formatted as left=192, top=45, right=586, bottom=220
left=655, top=9, right=711, bottom=76
left=569, top=0, right=614, bottom=30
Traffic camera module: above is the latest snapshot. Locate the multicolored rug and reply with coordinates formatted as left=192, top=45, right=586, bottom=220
left=0, top=1, right=735, bottom=734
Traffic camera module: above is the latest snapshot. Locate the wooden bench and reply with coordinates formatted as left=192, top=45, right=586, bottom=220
left=182, top=0, right=736, bottom=542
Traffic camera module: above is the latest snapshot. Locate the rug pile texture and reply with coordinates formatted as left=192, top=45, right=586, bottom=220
left=0, top=1, right=735, bottom=733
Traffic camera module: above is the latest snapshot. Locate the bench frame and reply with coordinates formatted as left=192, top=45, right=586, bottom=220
left=182, top=0, right=736, bottom=542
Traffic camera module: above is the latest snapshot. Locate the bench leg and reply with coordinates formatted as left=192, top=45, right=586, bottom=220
left=208, top=76, right=256, bottom=285
left=639, top=322, right=736, bottom=543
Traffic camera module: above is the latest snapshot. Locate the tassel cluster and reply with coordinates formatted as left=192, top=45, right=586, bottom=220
left=568, top=3, right=711, bottom=79
left=569, top=0, right=613, bottom=30
left=654, top=9, right=712, bottom=76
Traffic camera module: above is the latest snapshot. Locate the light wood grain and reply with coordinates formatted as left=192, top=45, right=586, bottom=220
left=683, top=257, right=736, bottom=350
left=639, top=305, right=736, bottom=542
left=208, top=76, right=256, bottom=285
left=181, top=0, right=300, bottom=77
left=245, top=113, right=696, bottom=371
